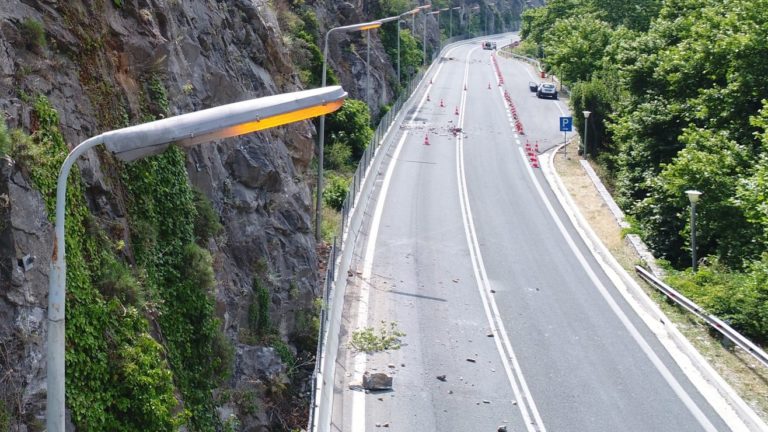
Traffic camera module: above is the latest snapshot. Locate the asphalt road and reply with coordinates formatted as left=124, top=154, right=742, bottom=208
left=333, top=35, right=734, bottom=432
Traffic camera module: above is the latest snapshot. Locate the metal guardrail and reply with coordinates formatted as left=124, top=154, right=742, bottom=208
left=635, top=265, right=768, bottom=369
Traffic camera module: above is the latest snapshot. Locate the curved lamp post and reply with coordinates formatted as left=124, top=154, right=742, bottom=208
left=46, top=85, right=347, bottom=432
left=686, top=190, right=702, bottom=272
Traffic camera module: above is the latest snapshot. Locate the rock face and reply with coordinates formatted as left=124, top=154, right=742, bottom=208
left=0, top=0, right=319, bottom=429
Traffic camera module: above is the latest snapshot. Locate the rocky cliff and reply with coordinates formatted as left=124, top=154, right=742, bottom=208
left=0, top=0, right=528, bottom=430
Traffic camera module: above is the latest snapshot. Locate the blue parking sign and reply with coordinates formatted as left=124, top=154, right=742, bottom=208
left=560, top=116, right=573, bottom=132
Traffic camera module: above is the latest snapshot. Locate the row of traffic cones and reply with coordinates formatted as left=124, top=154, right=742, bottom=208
left=525, top=141, right=540, bottom=168
left=503, top=90, right=525, bottom=135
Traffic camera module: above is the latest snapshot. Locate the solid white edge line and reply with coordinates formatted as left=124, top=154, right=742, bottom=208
left=349, top=43, right=464, bottom=432
left=515, top=147, right=719, bottom=432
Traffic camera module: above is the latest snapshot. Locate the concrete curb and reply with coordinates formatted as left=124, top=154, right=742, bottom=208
left=541, top=146, right=767, bottom=432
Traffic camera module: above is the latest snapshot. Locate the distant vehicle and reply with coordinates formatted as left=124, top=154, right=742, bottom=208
left=482, top=41, right=497, bottom=50
left=528, top=81, right=539, bottom=92
left=537, top=83, right=558, bottom=99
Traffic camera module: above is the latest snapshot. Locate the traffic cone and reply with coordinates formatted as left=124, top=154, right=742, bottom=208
left=535, top=142, right=539, bottom=153
left=424, top=134, right=430, bottom=145
left=464, top=84, right=467, bottom=91
left=488, top=82, right=491, bottom=89
left=455, top=106, right=459, bottom=115
left=430, top=78, right=433, bottom=84
left=440, top=99, right=444, bottom=107
left=427, top=94, right=431, bottom=102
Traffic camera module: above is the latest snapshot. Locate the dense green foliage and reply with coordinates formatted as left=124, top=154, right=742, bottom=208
left=323, top=174, right=350, bottom=211
left=522, top=0, right=768, bottom=341
left=123, top=146, right=229, bottom=431
left=325, top=99, right=373, bottom=162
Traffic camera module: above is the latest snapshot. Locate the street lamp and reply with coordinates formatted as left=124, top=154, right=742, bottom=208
left=449, top=7, right=461, bottom=39
left=46, top=86, right=347, bottom=432
left=582, top=110, right=591, bottom=158
left=429, top=10, right=441, bottom=53
left=397, top=8, right=421, bottom=86
left=686, top=190, right=702, bottom=272
left=316, top=20, right=383, bottom=241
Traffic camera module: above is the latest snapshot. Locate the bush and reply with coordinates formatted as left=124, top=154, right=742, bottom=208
left=20, top=19, right=46, bottom=53
left=667, top=257, right=768, bottom=344
left=323, top=174, right=349, bottom=211
left=326, top=140, right=352, bottom=170
left=96, top=257, right=144, bottom=307
left=249, top=278, right=271, bottom=336
left=193, top=189, right=222, bottom=243
left=182, top=243, right=215, bottom=293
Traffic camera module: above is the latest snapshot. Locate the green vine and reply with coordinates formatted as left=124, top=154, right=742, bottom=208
left=123, top=145, right=230, bottom=431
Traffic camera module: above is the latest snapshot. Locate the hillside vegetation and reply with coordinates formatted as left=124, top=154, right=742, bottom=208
left=521, top=0, right=768, bottom=344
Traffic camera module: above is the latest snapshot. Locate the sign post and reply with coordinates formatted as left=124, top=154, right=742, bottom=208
left=560, top=116, right=573, bottom=158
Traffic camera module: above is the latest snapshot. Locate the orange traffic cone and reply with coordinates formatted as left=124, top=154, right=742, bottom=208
left=440, top=99, right=445, bottom=107
left=427, top=94, right=431, bottom=102
left=424, top=134, right=430, bottom=145
left=455, top=106, right=459, bottom=115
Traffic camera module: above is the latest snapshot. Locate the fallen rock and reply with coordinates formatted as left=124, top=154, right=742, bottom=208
left=436, top=374, right=447, bottom=382
left=466, top=358, right=476, bottom=363
left=363, top=372, right=393, bottom=390
left=498, top=426, right=508, bottom=432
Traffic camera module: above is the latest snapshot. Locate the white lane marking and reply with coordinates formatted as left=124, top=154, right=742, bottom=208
left=515, top=147, right=719, bottom=432
left=553, top=99, right=566, bottom=116
left=350, top=43, right=464, bottom=432
left=455, top=47, right=547, bottom=432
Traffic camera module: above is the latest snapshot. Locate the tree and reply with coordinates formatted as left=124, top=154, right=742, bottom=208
left=325, top=98, right=373, bottom=162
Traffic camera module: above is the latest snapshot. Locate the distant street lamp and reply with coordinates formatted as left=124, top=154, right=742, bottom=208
left=686, top=190, right=703, bottom=272
left=449, top=6, right=461, bottom=39
left=46, top=86, right=347, bottom=432
left=582, top=110, right=591, bottom=158
left=398, top=8, right=422, bottom=86
left=317, top=20, right=383, bottom=241
left=430, top=10, right=441, bottom=52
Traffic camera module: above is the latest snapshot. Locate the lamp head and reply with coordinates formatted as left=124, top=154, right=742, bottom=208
left=583, top=110, right=592, bottom=118
left=105, top=86, right=347, bottom=162
left=686, top=190, right=702, bottom=204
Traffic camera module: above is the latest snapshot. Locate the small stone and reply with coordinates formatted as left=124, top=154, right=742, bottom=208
left=487, top=333, right=494, bottom=337
left=448, top=390, right=453, bottom=394
left=388, top=363, right=396, bottom=368
left=378, top=397, right=384, bottom=401
left=436, top=375, right=447, bottom=382
left=375, top=423, right=381, bottom=428
left=490, top=289, right=496, bottom=293
left=483, top=400, right=491, bottom=404
left=466, top=358, right=476, bottom=363
left=401, top=363, right=406, bottom=367
left=383, top=423, right=390, bottom=428
left=512, top=400, right=517, bottom=405
left=498, top=426, right=508, bottom=432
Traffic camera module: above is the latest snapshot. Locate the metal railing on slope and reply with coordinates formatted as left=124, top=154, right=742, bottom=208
left=635, top=265, right=768, bottom=369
